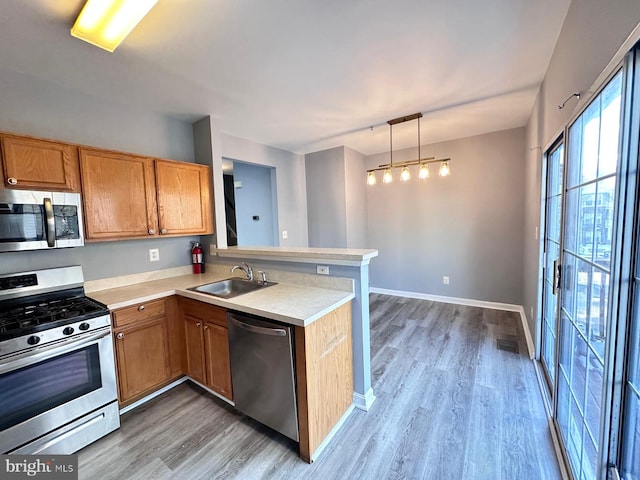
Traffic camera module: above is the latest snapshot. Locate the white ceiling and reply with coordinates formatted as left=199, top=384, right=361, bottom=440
left=1, top=0, right=570, bottom=155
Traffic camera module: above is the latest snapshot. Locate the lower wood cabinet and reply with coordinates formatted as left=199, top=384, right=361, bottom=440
left=112, top=298, right=176, bottom=407
left=181, top=298, right=233, bottom=400
left=295, top=301, right=353, bottom=462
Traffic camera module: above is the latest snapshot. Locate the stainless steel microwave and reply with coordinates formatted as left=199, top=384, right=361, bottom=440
left=0, top=189, right=84, bottom=252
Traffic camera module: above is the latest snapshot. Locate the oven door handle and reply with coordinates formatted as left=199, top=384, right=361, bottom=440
left=43, top=197, right=56, bottom=247
left=0, top=329, right=111, bottom=374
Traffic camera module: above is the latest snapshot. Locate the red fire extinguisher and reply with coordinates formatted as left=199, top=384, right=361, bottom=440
left=191, top=242, right=203, bottom=274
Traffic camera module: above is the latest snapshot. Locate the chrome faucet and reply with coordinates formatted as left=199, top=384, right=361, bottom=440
left=231, top=262, right=253, bottom=281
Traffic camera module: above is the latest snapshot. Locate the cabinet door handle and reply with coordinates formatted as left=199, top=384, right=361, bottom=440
left=196, top=322, right=201, bottom=327
left=7, top=177, right=17, bottom=185
left=148, top=229, right=155, bottom=235
left=138, top=305, right=145, bottom=311
left=160, top=228, right=167, bottom=234
left=116, top=332, right=124, bottom=340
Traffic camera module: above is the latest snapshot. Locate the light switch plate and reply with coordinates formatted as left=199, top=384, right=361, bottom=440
left=149, top=248, right=160, bottom=262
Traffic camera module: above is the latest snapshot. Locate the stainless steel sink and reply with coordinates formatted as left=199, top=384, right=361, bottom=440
left=189, top=278, right=277, bottom=299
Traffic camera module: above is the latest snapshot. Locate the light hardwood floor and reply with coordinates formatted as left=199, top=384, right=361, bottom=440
left=78, top=294, right=561, bottom=479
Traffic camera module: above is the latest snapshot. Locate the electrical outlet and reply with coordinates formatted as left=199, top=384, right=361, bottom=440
left=443, top=276, right=449, bottom=285
left=535, top=226, right=539, bottom=240
left=282, top=230, right=288, bottom=240
left=317, top=265, right=330, bottom=275
left=530, top=307, right=534, bottom=319
left=209, top=244, right=217, bottom=255
left=149, top=248, right=160, bottom=262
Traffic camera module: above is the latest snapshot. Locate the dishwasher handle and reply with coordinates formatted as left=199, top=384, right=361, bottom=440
left=229, top=316, right=287, bottom=337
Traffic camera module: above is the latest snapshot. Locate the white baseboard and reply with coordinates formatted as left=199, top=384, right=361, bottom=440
left=310, top=404, right=355, bottom=462
left=370, top=287, right=535, bottom=359
left=353, top=388, right=376, bottom=411
left=119, top=377, right=188, bottom=415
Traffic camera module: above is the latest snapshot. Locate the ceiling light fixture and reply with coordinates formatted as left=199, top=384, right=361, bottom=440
left=366, top=112, right=451, bottom=185
left=70, top=0, right=158, bottom=53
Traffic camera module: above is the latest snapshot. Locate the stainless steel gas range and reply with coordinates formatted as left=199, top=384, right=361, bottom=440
left=0, top=266, right=119, bottom=454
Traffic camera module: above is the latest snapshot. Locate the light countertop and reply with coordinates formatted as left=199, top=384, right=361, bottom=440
left=87, top=271, right=354, bottom=327
left=212, top=246, right=378, bottom=266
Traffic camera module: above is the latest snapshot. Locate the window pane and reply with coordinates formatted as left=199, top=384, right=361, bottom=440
left=549, top=144, right=565, bottom=197
left=581, top=432, right=598, bottom=480
left=567, top=116, right=583, bottom=189
left=562, top=253, right=578, bottom=320
left=584, top=349, right=603, bottom=442
left=543, top=324, right=556, bottom=380
left=571, top=329, right=588, bottom=415
left=621, top=388, right=640, bottom=480
left=564, top=183, right=597, bottom=259
left=594, top=177, right=615, bottom=271
left=598, top=74, right=622, bottom=177
left=548, top=195, right=562, bottom=243
left=588, top=268, right=608, bottom=360
left=579, top=100, right=601, bottom=184
left=575, top=259, right=592, bottom=336
left=568, top=393, right=584, bottom=474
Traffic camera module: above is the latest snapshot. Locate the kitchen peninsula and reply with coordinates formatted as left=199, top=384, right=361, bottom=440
left=86, top=246, right=377, bottom=462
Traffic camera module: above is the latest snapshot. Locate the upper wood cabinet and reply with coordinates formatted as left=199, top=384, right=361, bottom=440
left=79, top=149, right=158, bottom=240
left=80, top=149, right=214, bottom=241
left=0, top=134, right=80, bottom=191
left=156, top=159, right=213, bottom=235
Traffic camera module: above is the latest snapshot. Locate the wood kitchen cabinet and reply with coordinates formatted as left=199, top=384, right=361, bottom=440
left=112, top=299, right=172, bottom=407
left=79, top=148, right=158, bottom=240
left=295, top=301, right=353, bottom=462
left=0, top=134, right=80, bottom=191
left=181, top=298, right=233, bottom=400
left=80, top=149, right=214, bottom=241
left=155, top=159, right=213, bottom=235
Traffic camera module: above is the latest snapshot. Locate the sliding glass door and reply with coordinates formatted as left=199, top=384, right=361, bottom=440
left=541, top=140, right=564, bottom=394
left=555, top=72, right=623, bottom=480
left=621, top=272, right=640, bottom=479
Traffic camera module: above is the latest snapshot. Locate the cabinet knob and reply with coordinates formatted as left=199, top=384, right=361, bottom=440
left=196, top=322, right=201, bottom=327
left=204, top=325, right=208, bottom=330
left=160, top=228, right=167, bottom=234
left=7, top=177, right=17, bottom=185
left=148, top=229, right=155, bottom=235
left=138, top=305, right=145, bottom=311
left=116, top=332, right=124, bottom=340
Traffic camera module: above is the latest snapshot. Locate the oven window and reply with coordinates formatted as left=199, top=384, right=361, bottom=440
left=0, top=344, right=102, bottom=431
left=0, top=204, right=45, bottom=242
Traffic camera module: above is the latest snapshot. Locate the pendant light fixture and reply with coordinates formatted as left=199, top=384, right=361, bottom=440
left=366, top=112, right=452, bottom=185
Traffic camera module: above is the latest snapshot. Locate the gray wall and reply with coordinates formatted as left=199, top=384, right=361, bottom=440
left=0, top=65, right=198, bottom=280
left=221, top=133, right=308, bottom=247
left=344, top=147, right=368, bottom=248
left=233, top=161, right=277, bottom=246
left=367, top=127, right=526, bottom=305
left=305, top=147, right=348, bottom=247
left=523, top=1, right=640, bottom=344
left=305, top=146, right=368, bottom=248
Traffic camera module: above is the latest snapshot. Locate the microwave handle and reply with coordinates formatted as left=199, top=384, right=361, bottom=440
left=43, top=197, right=55, bottom=247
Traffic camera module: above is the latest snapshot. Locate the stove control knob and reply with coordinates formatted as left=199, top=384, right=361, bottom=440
left=27, top=336, right=40, bottom=345
left=63, top=327, right=75, bottom=336
left=79, top=322, right=90, bottom=331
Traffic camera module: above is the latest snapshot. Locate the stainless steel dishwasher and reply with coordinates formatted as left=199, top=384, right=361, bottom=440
left=227, top=311, right=299, bottom=441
